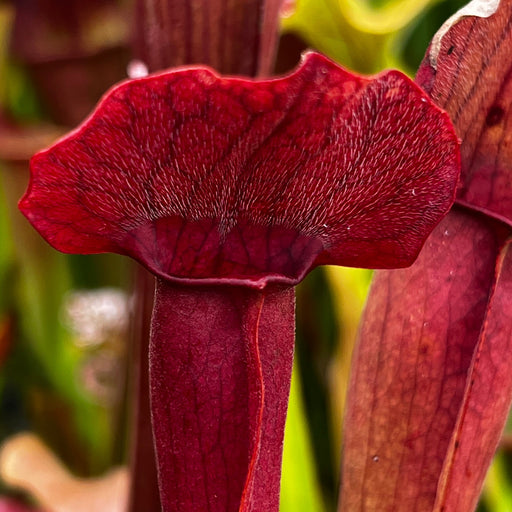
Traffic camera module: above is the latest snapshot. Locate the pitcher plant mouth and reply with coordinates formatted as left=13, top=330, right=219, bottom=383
left=117, top=217, right=325, bottom=288
left=20, top=52, right=460, bottom=282
left=18, top=50, right=460, bottom=512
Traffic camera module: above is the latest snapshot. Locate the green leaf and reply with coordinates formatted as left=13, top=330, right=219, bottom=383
left=281, top=0, right=439, bottom=72
left=482, top=453, right=512, bottom=512
left=281, top=363, right=325, bottom=512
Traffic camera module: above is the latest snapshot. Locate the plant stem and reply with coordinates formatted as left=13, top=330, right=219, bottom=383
left=127, top=267, right=161, bottom=511
left=149, top=279, right=295, bottom=511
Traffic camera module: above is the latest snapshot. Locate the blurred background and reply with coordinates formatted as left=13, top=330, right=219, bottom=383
left=0, top=0, right=510, bottom=511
